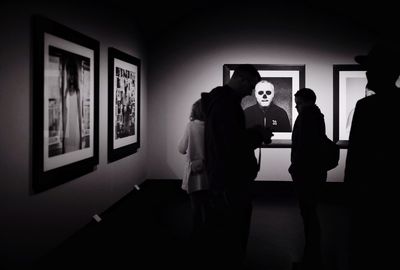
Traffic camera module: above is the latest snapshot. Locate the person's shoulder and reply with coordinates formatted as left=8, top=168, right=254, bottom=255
left=187, top=120, right=203, bottom=131
left=271, top=103, right=286, bottom=112
left=210, top=85, right=227, bottom=93
left=205, top=85, right=229, bottom=100
left=356, top=94, right=378, bottom=108
left=191, top=120, right=205, bottom=126
left=216, top=85, right=227, bottom=90
left=300, top=105, right=322, bottom=119
left=215, top=86, right=236, bottom=103
left=244, top=103, right=258, bottom=112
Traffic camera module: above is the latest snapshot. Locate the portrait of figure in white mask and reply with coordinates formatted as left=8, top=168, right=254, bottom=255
left=244, top=79, right=291, bottom=132
left=255, top=80, right=275, bottom=107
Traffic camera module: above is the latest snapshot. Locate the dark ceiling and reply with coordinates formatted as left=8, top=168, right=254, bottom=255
left=109, top=0, right=398, bottom=43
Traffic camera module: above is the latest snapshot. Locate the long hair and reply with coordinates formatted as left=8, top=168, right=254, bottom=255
left=190, top=99, right=204, bottom=121
left=65, top=57, right=80, bottom=93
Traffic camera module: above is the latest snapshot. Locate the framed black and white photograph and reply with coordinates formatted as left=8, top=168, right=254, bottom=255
left=333, top=65, right=370, bottom=148
left=223, top=64, right=305, bottom=147
left=108, top=47, right=140, bottom=162
left=32, top=16, right=99, bottom=192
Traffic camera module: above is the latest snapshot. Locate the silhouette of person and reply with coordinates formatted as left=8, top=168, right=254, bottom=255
left=62, top=57, right=82, bottom=153
left=244, top=79, right=291, bottom=132
left=345, top=88, right=375, bottom=133
left=178, top=99, right=209, bottom=245
left=344, top=41, right=400, bottom=270
left=201, top=64, right=273, bottom=268
left=289, top=88, right=327, bottom=270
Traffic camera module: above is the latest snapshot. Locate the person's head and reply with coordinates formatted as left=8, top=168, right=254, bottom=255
left=294, top=88, right=316, bottom=114
left=190, top=99, right=204, bottom=121
left=255, top=80, right=275, bottom=107
left=66, top=58, right=79, bottom=92
left=228, top=64, right=261, bottom=98
left=355, top=41, right=400, bottom=93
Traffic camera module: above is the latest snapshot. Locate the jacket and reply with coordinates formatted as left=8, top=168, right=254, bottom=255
left=178, top=120, right=208, bottom=193
left=244, top=103, right=291, bottom=132
left=289, top=104, right=326, bottom=175
left=201, top=85, right=263, bottom=190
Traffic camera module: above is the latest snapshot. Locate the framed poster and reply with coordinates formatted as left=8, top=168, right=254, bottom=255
left=32, top=16, right=99, bottom=192
left=223, top=64, right=305, bottom=147
left=108, top=47, right=140, bottom=162
left=333, top=65, right=371, bottom=148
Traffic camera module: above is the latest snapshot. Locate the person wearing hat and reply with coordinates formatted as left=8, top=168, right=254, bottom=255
left=344, top=41, right=400, bottom=270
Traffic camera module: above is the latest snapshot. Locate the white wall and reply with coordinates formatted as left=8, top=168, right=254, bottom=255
left=147, top=3, right=375, bottom=182
left=0, top=1, right=148, bottom=266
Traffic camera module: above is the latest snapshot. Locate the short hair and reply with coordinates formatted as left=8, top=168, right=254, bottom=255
left=190, top=99, right=205, bottom=121
left=294, top=88, right=316, bottom=104
left=232, top=64, right=261, bottom=82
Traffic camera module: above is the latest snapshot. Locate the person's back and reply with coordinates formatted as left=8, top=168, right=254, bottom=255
left=345, top=93, right=398, bottom=187
left=290, top=103, right=326, bottom=173
left=178, top=119, right=207, bottom=192
left=178, top=99, right=208, bottom=194
left=201, top=85, right=260, bottom=190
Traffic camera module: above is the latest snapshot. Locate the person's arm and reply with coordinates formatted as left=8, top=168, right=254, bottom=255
left=212, top=99, right=263, bottom=169
left=178, top=123, right=189, bottom=154
left=247, top=125, right=270, bottom=148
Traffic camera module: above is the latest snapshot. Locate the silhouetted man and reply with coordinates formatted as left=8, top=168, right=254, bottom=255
left=201, top=64, right=273, bottom=269
left=289, top=88, right=327, bottom=270
left=345, top=41, right=400, bottom=270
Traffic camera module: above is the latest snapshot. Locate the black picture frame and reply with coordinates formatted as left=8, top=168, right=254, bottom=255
left=108, top=47, right=141, bottom=162
left=333, top=65, right=369, bottom=148
left=32, top=15, right=99, bottom=193
left=223, top=64, right=305, bottom=147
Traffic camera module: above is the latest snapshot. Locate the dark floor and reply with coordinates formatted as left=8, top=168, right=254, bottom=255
left=33, top=180, right=351, bottom=270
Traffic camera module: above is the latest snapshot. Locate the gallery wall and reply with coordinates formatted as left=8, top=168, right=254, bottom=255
left=0, top=1, right=148, bottom=266
left=146, top=3, right=376, bottom=182
left=0, top=0, right=390, bottom=267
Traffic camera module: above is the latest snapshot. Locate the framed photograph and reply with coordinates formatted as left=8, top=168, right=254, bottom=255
left=223, top=64, right=305, bottom=147
left=32, top=16, right=99, bottom=192
left=108, top=47, right=141, bottom=162
left=333, top=65, right=371, bottom=148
